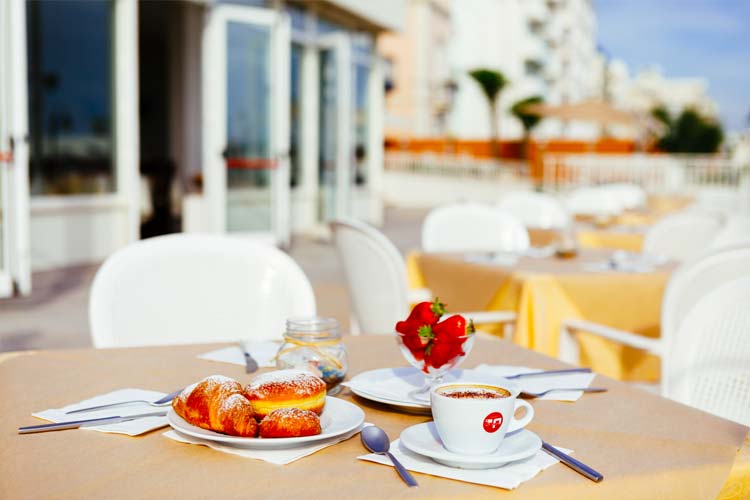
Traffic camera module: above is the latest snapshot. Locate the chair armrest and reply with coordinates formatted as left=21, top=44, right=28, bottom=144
left=564, top=319, right=662, bottom=353
left=458, top=311, right=517, bottom=325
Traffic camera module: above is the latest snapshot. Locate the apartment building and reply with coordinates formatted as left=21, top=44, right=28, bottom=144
left=380, top=0, right=600, bottom=141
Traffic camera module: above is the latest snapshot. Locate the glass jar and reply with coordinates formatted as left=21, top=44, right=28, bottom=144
left=276, top=317, right=348, bottom=395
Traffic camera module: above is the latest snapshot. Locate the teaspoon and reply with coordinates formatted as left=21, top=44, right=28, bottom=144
left=361, top=426, right=418, bottom=487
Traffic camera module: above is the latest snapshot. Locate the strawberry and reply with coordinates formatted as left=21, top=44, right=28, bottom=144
left=405, top=298, right=446, bottom=326
left=425, top=334, right=465, bottom=369
left=397, top=321, right=433, bottom=361
left=432, top=315, right=475, bottom=339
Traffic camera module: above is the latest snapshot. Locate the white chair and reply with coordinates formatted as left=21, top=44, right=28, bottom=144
left=497, top=192, right=570, bottom=230
left=559, top=246, right=750, bottom=424
left=421, top=203, right=530, bottom=253
left=564, top=186, right=624, bottom=217
left=599, top=183, right=647, bottom=210
left=710, top=215, right=750, bottom=249
left=331, top=218, right=516, bottom=335
left=89, top=234, right=315, bottom=347
left=643, top=212, right=723, bottom=262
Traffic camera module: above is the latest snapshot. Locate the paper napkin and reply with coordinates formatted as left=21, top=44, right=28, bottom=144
left=32, top=389, right=170, bottom=436
left=163, top=424, right=365, bottom=465
left=582, top=251, right=667, bottom=274
left=197, top=341, right=280, bottom=368
left=359, top=439, right=572, bottom=490
left=474, top=365, right=596, bottom=402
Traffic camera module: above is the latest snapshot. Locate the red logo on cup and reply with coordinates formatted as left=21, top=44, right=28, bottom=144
left=483, top=412, right=504, bottom=433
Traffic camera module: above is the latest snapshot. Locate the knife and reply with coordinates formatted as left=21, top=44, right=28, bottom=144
left=240, top=341, right=259, bottom=374
left=18, top=411, right=167, bottom=434
left=505, top=368, right=592, bottom=379
left=65, top=389, right=183, bottom=414
left=542, top=441, right=604, bottom=483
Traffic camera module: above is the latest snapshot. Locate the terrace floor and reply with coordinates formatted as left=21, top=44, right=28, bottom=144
left=0, top=206, right=428, bottom=352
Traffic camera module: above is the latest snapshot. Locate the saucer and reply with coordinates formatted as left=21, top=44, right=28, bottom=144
left=399, top=422, right=541, bottom=469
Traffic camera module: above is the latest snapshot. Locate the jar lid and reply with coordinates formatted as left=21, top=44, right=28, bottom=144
left=286, top=316, right=340, bottom=334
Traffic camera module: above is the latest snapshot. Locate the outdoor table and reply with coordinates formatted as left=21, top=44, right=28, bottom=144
left=407, top=250, right=676, bottom=381
left=526, top=226, right=645, bottom=252
left=1, top=337, right=747, bottom=499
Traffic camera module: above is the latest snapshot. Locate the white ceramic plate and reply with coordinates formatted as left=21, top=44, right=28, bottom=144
left=347, top=367, right=513, bottom=412
left=167, top=396, right=364, bottom=449
left=400, top=422, right=542, bottom=469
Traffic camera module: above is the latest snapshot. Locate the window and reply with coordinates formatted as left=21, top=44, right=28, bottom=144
left=290, top=43, right=303, bottom=188
left=26, top=0, right=114, bottom=195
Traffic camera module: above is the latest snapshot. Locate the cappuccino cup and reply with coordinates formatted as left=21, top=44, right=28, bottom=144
left=430, top=382, right=534, bottom=455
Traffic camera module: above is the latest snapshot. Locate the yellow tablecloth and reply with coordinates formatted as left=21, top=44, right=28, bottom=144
left=408, top=250, right=672, bottom=381
left=576, top=228, right=645, bottom=252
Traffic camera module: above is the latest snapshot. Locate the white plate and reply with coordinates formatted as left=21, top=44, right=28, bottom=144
left=347, top=367, right=514, bottom=412
left=167, top=396, right=364, bottom=449
left=400, top=422, right=542, bottom=469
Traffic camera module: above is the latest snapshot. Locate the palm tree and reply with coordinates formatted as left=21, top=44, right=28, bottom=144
left=510, top=95, right=544, bottom=158
left=468, top=68, right=509, bottom=157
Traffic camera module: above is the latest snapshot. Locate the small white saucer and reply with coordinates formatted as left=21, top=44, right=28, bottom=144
left=399, top=422, right=542, bottom=469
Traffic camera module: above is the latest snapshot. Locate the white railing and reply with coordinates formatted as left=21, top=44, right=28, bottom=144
left=385, top=152, right=527, bottom=180
left=542, top=153, right=749, bottom=194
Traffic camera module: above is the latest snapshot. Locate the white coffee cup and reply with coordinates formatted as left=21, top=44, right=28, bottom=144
left=430, top=382, right=534, bottom=455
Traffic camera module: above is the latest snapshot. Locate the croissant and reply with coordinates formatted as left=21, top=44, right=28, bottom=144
left=172, top=375, right=258, bottom=437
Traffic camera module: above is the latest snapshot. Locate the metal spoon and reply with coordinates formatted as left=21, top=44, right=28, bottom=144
left=361, top=426, right=418, bottom=487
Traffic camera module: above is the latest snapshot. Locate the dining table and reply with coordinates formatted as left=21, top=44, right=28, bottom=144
left=1, top=336, right=748, bottom=499
left=407, top=249, right=675, bottom=382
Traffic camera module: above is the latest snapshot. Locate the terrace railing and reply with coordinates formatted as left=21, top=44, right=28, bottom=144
left=384, top=152, right=528, bottom=180
left=542, top=153, right=749, bottom=193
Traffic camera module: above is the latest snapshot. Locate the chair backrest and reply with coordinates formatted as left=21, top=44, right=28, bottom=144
left=564, top=186, right=624, bottom=216
left=643, top=212, right=722, bottom=262
left=498, top=192, right=570, bottom=229
left=665, top=276, right=750, bottom=425
left=710, top=215, right=750, bottom=250
left=421, top=203, right=530, bottom=253
left=599, top=183, right=647, bottom=210
left=330, top=218, right=409, bottom=335
left=89, top=234, right=316, bottom=347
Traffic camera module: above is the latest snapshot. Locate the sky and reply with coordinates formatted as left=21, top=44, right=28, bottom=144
left=596, top=0, right=750, bottom=132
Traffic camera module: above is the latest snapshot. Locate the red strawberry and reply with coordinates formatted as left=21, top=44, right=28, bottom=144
left=432, top=315, right=475, bottom=339
left=397, top=322, right=433, bottom=361
left=405, top=298, right=446, bottom=326
left=425, top=334, right=465, bottom=369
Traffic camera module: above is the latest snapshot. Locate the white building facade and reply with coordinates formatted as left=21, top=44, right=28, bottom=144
left=0, top=0, right=403, bottom=296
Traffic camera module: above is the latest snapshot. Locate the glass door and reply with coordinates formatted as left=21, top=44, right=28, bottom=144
left=0, top=0, right=30, bottom=297
left=202, top=5, right=290, bottom=245
left=317, top=32, right=352, bottom=222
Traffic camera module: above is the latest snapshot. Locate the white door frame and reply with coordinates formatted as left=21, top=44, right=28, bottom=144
left=317, top=32, right=352, bottom=221
left=0, top=0, right=30, bottom=296
left=202, top=4, right=291, bottom=245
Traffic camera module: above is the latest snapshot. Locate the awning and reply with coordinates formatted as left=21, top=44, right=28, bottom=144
left=522, top=99, right=638, bottom=127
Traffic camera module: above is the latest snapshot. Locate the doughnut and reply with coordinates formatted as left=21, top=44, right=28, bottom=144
left=245, top=369, right=326, bottom=420
left=259, top=408, right=321, bottom=438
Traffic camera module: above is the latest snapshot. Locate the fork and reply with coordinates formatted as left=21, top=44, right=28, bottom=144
left=65, top=389, right=183, bottom=414
left=521, top=387, right=607, bottom=398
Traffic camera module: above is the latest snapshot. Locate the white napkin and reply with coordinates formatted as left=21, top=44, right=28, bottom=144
left=359, top=439, right=572, bottom=490
left=582, top=250, right=667, bottom=274
left=474, top=365, right=596, bottom=402
left=163, top=424, right=365, bottom=465
left=32, top=389, right=169, bottom=436
left=197, top=341, right=280, bottom=368
left=464, top=253, right=520, bottom=267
